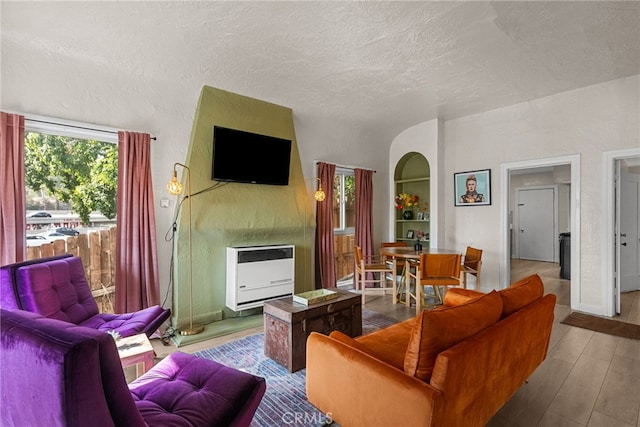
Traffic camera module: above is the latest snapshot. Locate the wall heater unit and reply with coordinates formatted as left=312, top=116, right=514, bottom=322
left=226, top=245, right=294, bottom=311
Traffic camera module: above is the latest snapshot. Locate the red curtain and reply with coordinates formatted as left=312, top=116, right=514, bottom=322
left=315, top=162, right=336, bottom=288
left=0, top=112, right=26, bottom=265
left=115, top=131, right=160, bottom=312
left=355, top=168, right=374, bottom=284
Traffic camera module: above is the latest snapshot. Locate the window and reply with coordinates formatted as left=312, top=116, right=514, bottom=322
left=23, top=116, right=119, bottom=312
left=333, top=167, right=355, bottom=284
left=333, top=168, right=355, bottom=234
left=24, top=131, right=117, bottom=226
left=24, top=117, right=118, bottom=231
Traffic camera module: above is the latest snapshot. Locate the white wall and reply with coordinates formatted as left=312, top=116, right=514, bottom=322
left=442, top=75, right=639, bottom=314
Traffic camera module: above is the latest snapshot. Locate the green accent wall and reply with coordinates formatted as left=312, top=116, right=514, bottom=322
left=171, top=86, right=315, bottom=345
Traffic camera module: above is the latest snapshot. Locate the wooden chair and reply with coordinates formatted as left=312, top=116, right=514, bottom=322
left=354, top=245, right=394, bottom=305
left=461, top=246, right=483, bottom=289
left=406, top=253, right=462, bottom=315
left=381, top=242, right=407, bottom=302
left=381, top=242, right=407, bottom=278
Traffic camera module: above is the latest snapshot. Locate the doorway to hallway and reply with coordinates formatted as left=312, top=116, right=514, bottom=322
left=500, top=154, right=579, bottom=312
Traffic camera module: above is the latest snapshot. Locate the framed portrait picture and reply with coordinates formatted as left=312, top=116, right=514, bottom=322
left=416, top=211, right=424, bottom=220
left=454, top=169, right=491, bottom=206
left=407, top=230, right=415, bottom=239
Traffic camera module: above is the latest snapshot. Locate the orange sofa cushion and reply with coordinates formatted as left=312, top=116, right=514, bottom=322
left=328, top=331, right=378, bottom=357
left=404, top=290, right=503, bottom=382
left=356, top=318, right=416, bottom=370
left=499, top=274, right=544, bottom=317
left=441, top=288, right=484, bottom=307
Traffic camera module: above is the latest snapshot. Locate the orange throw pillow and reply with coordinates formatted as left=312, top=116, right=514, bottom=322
left=499, top=274, right=544, bottom=317
left=404, top=290, right=503, bottom=382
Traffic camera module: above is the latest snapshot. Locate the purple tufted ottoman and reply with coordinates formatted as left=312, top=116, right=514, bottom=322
left=130, top=352, right=267, bottom=426
left=0, top=309, right=266, bottom=427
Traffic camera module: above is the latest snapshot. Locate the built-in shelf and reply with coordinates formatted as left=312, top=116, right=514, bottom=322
left=394, top=153, right=430, bottom=243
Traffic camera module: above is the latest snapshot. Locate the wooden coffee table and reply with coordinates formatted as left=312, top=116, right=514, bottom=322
left=116, top=333, right=155, bottom=378
left=263, top=289, right=362, bottom=372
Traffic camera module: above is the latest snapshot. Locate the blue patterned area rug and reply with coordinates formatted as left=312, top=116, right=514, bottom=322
left=194, top=309, right=399, bottom=427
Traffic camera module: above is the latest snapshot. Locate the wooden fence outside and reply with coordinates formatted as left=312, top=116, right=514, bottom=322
left=334, top=234, right=355, bottom=283
left=26, top=227, right=117, bottom=313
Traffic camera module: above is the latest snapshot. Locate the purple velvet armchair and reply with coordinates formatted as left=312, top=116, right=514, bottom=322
left=1, top=308, right=266, bottom=427
left=0, top=254, right=170, bottom=337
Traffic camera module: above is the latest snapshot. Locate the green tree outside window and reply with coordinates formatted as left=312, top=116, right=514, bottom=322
left=24, top=132, right=117, bottom=225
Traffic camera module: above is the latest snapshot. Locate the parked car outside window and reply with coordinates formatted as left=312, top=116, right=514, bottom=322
left=26, top=235, right=49, bottom=247
left=27, top=211, right=52, bottom=218
left=55, top=227, right=80, bottom=236
left=41, top=232, right=67, bottom=239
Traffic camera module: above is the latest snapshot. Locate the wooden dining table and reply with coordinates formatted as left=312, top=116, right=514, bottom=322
left=379, top=246, right=461, bottom=309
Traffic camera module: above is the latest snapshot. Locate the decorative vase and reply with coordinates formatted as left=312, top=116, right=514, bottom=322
left=414, top=241, right=423, bottom=251
left=402, top=210, right=413, bottom=220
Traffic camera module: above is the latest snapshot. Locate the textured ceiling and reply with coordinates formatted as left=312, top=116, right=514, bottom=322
left=2, top=1, right=639, bottom=143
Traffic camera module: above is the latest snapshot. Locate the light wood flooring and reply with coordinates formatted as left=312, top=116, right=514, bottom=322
left=148, top=260, right=640, bottom=427
left=491, top=260, right=640, bottom=427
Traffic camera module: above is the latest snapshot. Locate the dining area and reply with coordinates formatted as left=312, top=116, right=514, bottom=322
left=355, top=244, right=483, bottom=315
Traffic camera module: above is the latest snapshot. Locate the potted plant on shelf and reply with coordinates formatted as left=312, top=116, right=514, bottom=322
left=394, top=193, right=419, bottom=220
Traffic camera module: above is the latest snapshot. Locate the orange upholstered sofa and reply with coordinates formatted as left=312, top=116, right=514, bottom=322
left=306, top=274, right=556, bottom=427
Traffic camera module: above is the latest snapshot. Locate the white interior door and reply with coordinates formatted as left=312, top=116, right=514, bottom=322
left=517, top=187, right=557, bottom=262
left=618, top=165, right=640, bottom=297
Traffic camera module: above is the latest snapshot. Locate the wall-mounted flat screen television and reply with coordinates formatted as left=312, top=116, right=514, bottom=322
left=211, top=126, right=292, bottom=186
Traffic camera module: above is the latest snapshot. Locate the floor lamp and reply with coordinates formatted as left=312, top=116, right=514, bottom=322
left=167, top=162, right=204, bottom=336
